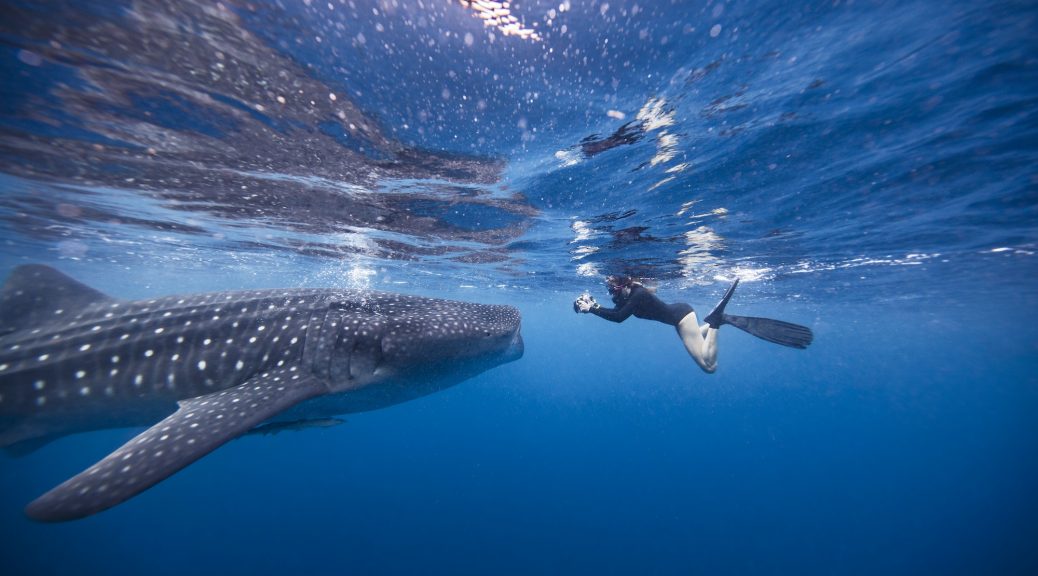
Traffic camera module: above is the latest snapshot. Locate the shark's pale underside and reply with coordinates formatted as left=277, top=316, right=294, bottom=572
left=0, top=265, right=523, bottom=521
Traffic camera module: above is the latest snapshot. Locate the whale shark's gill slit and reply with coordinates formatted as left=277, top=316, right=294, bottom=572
left=348, top=338, right=362, bottom=380
left=328, top=334, right=351, bottom=382
left=374, top=335, right=384, bottom=374
left=345, top=338, right=357, bottom=381
left=346, top=335, right=382, bottom=380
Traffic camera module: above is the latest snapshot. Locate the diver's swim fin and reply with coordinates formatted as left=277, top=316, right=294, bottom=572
left=720, top=314, right=813, bottom=349
left=703, top=279, right=813, bottom=348
left=704, top=279, right=739, bottom=328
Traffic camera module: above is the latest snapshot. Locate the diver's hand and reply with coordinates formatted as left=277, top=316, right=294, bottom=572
left=573, top=293, right=598, bottom=313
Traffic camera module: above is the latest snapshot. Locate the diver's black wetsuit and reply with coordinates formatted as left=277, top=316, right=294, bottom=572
left=591, top=285, right=693, bottom=326
left=585, top=281, right=814, bottom=350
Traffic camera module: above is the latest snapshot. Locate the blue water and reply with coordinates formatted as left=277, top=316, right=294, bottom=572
left=1, top=0, right=1036, bottom=573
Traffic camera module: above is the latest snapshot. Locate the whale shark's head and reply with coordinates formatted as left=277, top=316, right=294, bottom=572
left=380, top=300, right=523, bottom=365
left=325, top=295, right=522, bottom=390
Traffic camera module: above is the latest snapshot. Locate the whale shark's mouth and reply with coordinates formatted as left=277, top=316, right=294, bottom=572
left=506, top=329, right=524, bottom=361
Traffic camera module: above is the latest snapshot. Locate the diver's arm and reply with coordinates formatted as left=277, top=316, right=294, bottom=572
left=589, top=291, right=642, bottom=323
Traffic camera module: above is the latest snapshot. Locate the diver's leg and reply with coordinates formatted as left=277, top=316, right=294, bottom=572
left=696, top=318, right=719, bottom=358
left=677, top=311, right=718, bottom=373
left=699, top=323, right=711, bottom=338
left=703, top=323, right=719, bottom=367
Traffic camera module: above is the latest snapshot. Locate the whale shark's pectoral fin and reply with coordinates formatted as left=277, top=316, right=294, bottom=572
left=25, top=366, right=327, bottom=522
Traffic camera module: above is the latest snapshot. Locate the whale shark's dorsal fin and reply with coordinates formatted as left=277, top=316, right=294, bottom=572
left=0, top=264, right=114, bottom=335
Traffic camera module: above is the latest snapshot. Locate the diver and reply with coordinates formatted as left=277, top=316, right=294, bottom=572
left=574, top=276, right=812, bottom=373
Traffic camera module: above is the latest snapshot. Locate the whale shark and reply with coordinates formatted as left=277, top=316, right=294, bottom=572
left=0, top=265, right=523, bottom=522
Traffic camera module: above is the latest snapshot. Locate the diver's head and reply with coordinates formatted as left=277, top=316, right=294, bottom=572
left=606, top=275, right=635, bottom=303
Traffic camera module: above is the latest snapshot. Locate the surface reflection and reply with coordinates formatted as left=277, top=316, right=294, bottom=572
left=0, top=0, right=537, bottom=269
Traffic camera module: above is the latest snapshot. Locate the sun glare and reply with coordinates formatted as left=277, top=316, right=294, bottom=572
left=456, top=0, right=542, bottom=42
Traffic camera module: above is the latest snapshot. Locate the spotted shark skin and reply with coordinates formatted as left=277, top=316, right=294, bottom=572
left=0, top=265, right=523, bottom=521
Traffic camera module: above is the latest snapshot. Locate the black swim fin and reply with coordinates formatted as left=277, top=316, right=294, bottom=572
left=704, top=278, right=739, bottom=328
left=719, top=314, right=814, bottom=349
